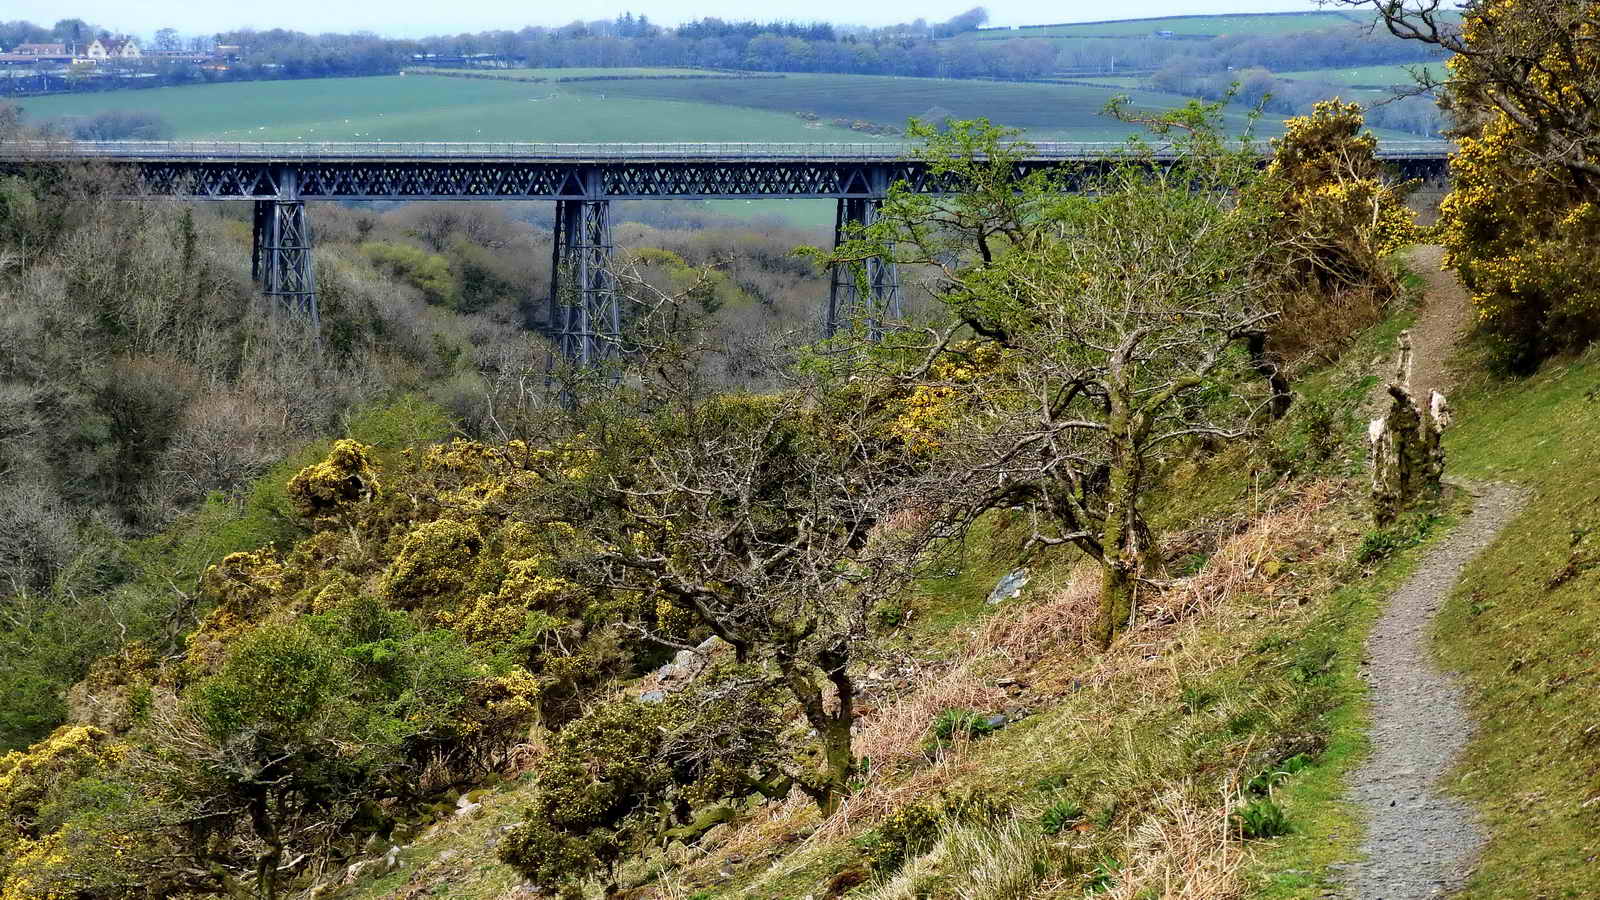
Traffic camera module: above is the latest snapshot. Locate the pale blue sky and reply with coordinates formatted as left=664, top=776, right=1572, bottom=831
left=11, top=1, right=1325, bottom=39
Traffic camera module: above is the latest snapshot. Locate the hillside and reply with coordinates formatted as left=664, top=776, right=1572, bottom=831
left=16, top=71, right=1294, bottom=144
left=4, top=4, right=1599, bottom=898
left=965, top=11, right=1367, bottom=39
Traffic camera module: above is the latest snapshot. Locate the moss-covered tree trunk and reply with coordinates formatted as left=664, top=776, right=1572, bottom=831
left=1093, top=395, right=1147, bottom=648
left=777, top=644, right=855, bottom=817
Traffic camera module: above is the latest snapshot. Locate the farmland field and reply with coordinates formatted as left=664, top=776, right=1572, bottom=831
left=16, top=75, right=882, bottom=143
left=18, top=69, right=1430, bottom=151
left=409, top=67, right=717, bottom=79
left=555, top=73, right=1275, bottom=139
left=965, top=11, right=1366, bottom=39
left=18, top=72, right=1278, bottom=143
left=1279, top=63, right=1446, bottom=89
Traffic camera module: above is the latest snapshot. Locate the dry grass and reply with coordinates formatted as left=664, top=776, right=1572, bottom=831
left=859, top=814, right=1054, bottom=900
left=1100, top=782, right=1248, bottom=900
left=676, top=480, right=1351, bottom=896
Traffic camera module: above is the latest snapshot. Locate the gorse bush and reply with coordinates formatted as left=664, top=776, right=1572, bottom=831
left=1251, top=100, right=1417, bottom=366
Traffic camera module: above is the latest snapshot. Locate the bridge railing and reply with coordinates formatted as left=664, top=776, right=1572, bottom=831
left=0, top=139, right=1455, bottom=161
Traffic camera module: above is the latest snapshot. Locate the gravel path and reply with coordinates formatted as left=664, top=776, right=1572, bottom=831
left=1403, top=245, right=1470, bottom=403
left=1347, top=483, right=1524, bottom=899
left=1344, top=249, right=1525, bottom=899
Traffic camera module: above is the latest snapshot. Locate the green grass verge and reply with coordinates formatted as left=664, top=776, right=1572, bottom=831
left=1428, top=345, right=1600, bottom=898
left=1244, top=495, right=1466, bottom=899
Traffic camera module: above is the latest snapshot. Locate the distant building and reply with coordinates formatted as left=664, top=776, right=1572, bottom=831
left=14, top=42, right=67, bottom=56
left=83, top=37, right=141, bottom=61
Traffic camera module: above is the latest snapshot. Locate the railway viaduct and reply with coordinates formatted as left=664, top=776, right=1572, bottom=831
left=1, top=140, right=1453, bottom=362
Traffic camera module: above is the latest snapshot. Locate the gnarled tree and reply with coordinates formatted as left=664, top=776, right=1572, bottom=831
left=837, top=117, right=1280, bottom=647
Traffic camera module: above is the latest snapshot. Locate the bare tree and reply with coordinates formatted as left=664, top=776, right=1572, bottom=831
left=836, top=119, right=1279, bottom=646
left=536, top=290, right=942, bottom=815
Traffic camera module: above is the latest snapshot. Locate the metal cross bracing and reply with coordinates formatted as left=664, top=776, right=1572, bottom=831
left=826, top=165, right=902, bottom=340
left=248, top=166, right=318, bottom=323
left=547, top=170, right=620, bottom=369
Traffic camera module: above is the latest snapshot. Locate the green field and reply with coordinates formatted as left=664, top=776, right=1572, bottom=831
left=965, top=11, right=1366, bottom=38
left=19, top=72, right=1279, bottom=143
left=412, top=66, right=715, bottom=79
left=16, top=75, right=882, bottom=143
left=20, top=68, right=1429, bottom=153
left=1280, top=63, right=1445, bottom=88
left=556, top=72, right=1274, bottom=139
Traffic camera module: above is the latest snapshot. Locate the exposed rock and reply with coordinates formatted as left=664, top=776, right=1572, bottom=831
left=639, top=689, right=666, bottom=704
left=986, top=568, right=1030, bottom=605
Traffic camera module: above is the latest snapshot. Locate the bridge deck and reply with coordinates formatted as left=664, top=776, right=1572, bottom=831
left=2, top=139, right=1454, bottom=163
left=0, top=140, right=1453, bottom=201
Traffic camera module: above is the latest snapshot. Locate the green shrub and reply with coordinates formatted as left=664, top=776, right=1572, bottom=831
left=863, top=801, right=944, bottom=873
left=345, top=394, right=455, bottom=449
left=925, top=707, right=1003, bottom=753
left=362, top=241, right=457, bottom=307
left=1246, top=752, right=1315, bottom=795
left=189, top=624, right=344, bottom=739
left=1356, top=510, right=1441, bottom=563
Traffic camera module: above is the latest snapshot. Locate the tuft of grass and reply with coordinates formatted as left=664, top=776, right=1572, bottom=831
left=1232, top=798, right=1291, bottom=840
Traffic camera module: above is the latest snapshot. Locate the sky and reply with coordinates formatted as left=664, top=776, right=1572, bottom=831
left=10, top=0, right=1325, bottom=39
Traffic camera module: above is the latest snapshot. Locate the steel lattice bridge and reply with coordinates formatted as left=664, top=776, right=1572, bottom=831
left=2, top=140, right=1453, bottom=363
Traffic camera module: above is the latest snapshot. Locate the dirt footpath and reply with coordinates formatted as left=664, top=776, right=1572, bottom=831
left=1346, top=247, right=1518, bottom=899
left=1402, top=245, right=1471, bottom=403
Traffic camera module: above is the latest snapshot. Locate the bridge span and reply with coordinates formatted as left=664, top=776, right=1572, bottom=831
left=1, top=140, right=1454, bottom=361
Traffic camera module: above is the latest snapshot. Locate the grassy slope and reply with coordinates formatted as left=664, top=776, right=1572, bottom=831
left=1429, top=346, right=1600, bottom=897
left=331, top=297, right=1465, bottom=899
left=966, top=12, right=1364, bottom=38
left=16, top=75, right=880, bottom=142
left=557, top=73, right=1270, bottom=138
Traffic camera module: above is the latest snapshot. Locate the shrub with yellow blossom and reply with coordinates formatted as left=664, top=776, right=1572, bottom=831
left=1249, top=101, right=1418, bottom=362
left=285, top=438, right=381, bottom=521
left=1433, top=1, right=1600, bottom=369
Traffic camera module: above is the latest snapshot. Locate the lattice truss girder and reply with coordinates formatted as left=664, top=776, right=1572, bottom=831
left=827, top=196, right=902, bottom=339
left=547, top=192, right=619, bottom=368
left=133, top=156, right=1448, bottom=201
left=134, top=161, right=1045, bottom=199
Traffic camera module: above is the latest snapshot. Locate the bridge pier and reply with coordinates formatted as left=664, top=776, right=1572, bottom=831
left=250, top=166, right=318, bottom=324
left=548, top=169, right=619, bottom=368
left=826, top=167, right=901, bottom=340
